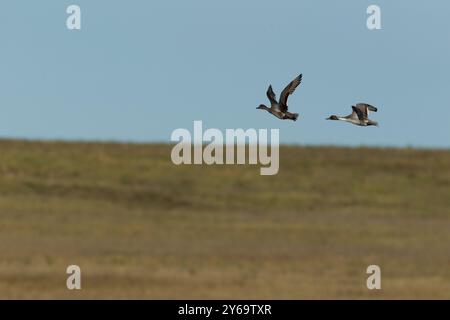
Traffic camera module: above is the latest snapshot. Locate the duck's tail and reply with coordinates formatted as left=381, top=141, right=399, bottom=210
left=368, top=120, right=379, bottom=127
left=291, top=113, right=299, bottom=121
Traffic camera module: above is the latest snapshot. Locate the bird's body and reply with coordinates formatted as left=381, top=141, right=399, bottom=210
left=257, top=74, right=303, bottom=121
left=327, top=103, right=379, bottom=127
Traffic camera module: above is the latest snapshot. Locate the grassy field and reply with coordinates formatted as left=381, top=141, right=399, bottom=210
left=0, top=139, right=449, bottom=299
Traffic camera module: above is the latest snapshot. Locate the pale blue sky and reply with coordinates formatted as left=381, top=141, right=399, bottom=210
left=0, top=0, right=449, bottom=147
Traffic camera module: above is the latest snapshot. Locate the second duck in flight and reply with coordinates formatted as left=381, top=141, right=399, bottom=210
left=257, top=74, right=303, bottom=121
left=327, top=103, right=379, bottom=127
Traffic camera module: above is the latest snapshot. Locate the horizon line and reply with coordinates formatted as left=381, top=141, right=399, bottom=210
left=0, top=136, right=449, bottom=151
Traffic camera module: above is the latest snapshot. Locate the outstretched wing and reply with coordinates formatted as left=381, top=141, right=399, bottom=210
left=279, top=74, right=302, bottom=112
left=355, top=103, right=378, bottom=118
left=352, top=106, right=366, bottom=120
left=266, top=85, right=277, bottom=106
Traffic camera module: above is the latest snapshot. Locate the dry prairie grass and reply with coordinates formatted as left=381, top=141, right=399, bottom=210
left=0, top=140, right=449, bottom=299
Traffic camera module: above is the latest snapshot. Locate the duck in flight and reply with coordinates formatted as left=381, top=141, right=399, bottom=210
left=326, top=103, right=379, bottom=127
left=257, top=74, right=303, bottom=121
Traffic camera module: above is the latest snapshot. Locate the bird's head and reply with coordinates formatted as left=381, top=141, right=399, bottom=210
left=326, top=115, right=339, bottom=120
left=257, top=104, right=268, bottom=110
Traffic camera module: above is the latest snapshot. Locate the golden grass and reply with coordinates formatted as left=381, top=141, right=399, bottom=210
left=0, top=140, right=449, bottom=299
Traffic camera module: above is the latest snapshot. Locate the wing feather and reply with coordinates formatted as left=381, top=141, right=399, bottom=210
left=355, top=103, right=378, bottom=118
left=266, top=85, right=277, bottom=106
left=352, top=106, right=366, bottom=120
left=279, top=74, right=302, bottom=112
